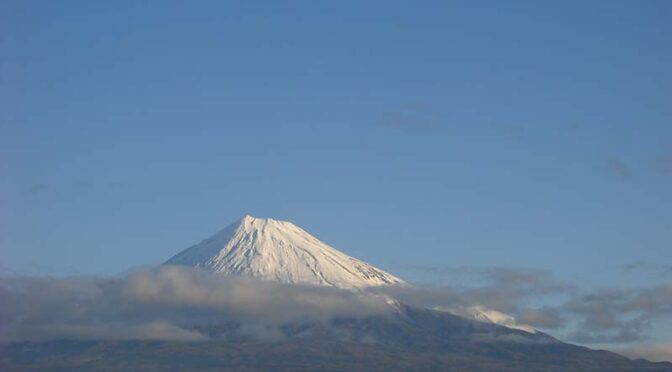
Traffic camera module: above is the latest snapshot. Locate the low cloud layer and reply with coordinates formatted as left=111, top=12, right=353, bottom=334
left=397, top=265, right=672, bottom=346
left=2, top=265, right=671, bottom=361
left=563, top=284, right=672, bottom=343
left=395, top=266, right=571, bottom=313
left=0, top=266, right=392, bottom=342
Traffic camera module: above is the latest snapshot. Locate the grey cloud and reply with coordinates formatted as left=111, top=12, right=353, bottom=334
left=24, top=183, right=48, bottom=195
left=656, top=156, right=672, bottom=176
left=395, top=265, right=672, bottom=344
left=451, top=267, right=571, bottom=315
left=623, top=262, right=656, bottom=272
left=622, top=262, right=672, bottom=276
left=608, top=157, right=632, bottom=179
left=3, top=265, right=569, bottom=342
left=563, top=284, right=672, bottom=343
left=8, top=321, right=209, bottom=342
left=0, top=266, right=392, bottom=342
left=2, top=265, right=670, bottom=347
left=517, top=308, right=564, bottom=329
left=379, top=105, right=437, bottom=132
left=616, top=342, right=672, bottom=363
left=491, top=123, right=526, bottom=136
left=366, top=283, right=463, bottom=311
left=396, top=266, right=571, bottom=313
left=124, top=267, right=391, bottom=322
left=0, top=263, right=19, bottom=276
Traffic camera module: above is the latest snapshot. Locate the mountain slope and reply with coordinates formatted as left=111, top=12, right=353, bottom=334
left=165, top=215, right=404, bottom=289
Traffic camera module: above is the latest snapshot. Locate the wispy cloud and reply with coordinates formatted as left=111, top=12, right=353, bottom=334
left=396, top=265, right=672, bottom=345
left=23, top=183, right=48, bottom=195
left=517, top=308, right=565, bottom=329
left=396, top=265, right=571, bottom=312
left=379, top=104, right=437, bottom=132
left=0, top=266, right=392, bottom=342
left=608, top=157, right=632, bottom=179
left=616, top=342, right=672, bottom=363
left=563, top=284, right=672, bottom=343
left=656, top=156, right=672, bottom=176
left=622, top=262, right=672, bottom=277
left=491, top=123, right=526, bottom=136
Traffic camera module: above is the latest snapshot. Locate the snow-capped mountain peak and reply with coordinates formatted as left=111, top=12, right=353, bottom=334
left=165, top=215, right=405, bottom=289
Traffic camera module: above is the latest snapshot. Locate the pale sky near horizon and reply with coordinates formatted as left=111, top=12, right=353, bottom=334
left=1, top=1, right=671, bottom=349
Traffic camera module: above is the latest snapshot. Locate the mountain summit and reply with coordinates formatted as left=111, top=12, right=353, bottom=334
left=165, top=215, right=405, bottom=288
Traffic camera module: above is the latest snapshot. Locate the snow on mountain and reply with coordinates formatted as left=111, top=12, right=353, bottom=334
left=165, top=215, right=535, bottom=334
left=165, top=215, right=405, bottom=289
left=435, top=305, right=537, bottom=334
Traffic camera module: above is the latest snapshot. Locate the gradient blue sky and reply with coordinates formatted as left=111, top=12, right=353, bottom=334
left=1, top=0, right=670, bottom=295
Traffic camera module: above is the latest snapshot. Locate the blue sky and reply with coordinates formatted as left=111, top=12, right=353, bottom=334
left=1, top=0, right=670, bottom=294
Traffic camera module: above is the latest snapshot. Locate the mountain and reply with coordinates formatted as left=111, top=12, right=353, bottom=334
left=165, top=215, right=404, bottom=289
left=164, top=215, right=534, bottom=333
left=4, top=216, right=670, bottom=371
